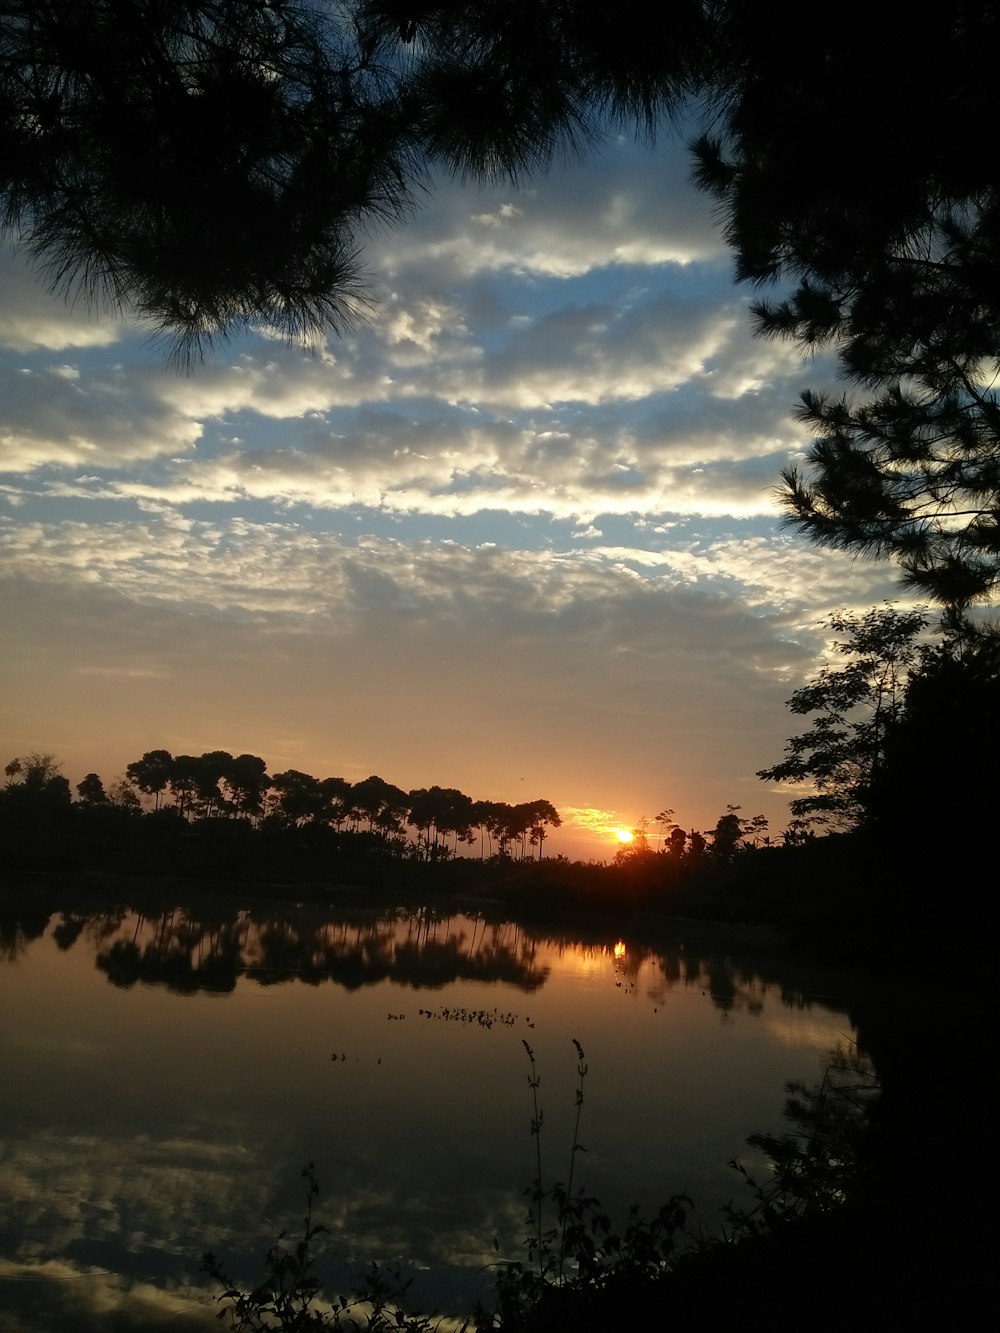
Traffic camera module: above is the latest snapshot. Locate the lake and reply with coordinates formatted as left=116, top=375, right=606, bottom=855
left=0, top=896, right=873, bottom=1330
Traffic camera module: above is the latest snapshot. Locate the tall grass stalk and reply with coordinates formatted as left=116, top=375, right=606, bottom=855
left=521, top=1039, right=545, bottom=1277
left=558, top=1038, right=588, bottom=1280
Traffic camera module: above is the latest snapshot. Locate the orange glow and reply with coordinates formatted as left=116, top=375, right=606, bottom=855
left=613, top=940, right=626, bottom=960
left=615, top=828, right=634, bottom=843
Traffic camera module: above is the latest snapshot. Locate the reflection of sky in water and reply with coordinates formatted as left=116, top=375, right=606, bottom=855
left=0, top=906, right=862, bottom=1329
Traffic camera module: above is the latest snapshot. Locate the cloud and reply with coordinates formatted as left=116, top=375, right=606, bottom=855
left=0, top=1259, right=217, bottom=1332
left=0, top=117, right=907, bottom=850
left=0, top=363, right=201, bottom=472
left=0, top=514, right=888, bottom=629
left=0, top=255, right=127, bottom=352
left=372, top=137, right=726, bottom=283
left=62, top=390, right=807, bottom=523
left=148, top=346, right=385, bottom=420
left=0, top=511, right=899, bottom=853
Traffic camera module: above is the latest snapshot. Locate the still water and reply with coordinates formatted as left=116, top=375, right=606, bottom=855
left=0, top=899, right=867, bottom=1329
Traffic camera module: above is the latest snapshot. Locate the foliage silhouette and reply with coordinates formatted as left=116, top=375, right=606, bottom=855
left=203, top=1164, right=444, bottom=1331
left=1, top=2, right=711, bottom=357
left=721, top=1043, right=878, bottom=1241
left=757, top=605, right=929, bottom=830
left=689, top=3, right=1000, bottom=609
left=465, top=1038, right=693, bottom=1331
left=202, top=1036, right=884, bottom=1332
left=202, top=1044, right=700, bottom=1333
left=861, top=624, right=1000, bottom=890
left=0, top=751, right=73, bottom=869
left=1, top=0, right=420, bottom=363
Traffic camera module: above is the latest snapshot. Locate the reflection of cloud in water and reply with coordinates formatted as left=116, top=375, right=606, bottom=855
left=0, top=1258, right=216, bottom=1332
left=0, top=1133, right=272, bottom=1268
left=762, top=1017, right=854, bottom=1050
left=0, top=1129, right=527, bottom=1322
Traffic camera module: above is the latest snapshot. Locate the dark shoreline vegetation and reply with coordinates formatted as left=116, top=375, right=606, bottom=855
left=0, top=791, right=989, bottom=974
left=6, top=601, right=998, bottom=969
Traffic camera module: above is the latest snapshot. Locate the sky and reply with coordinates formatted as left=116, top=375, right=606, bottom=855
left=0, top=128, right=904, bottom=860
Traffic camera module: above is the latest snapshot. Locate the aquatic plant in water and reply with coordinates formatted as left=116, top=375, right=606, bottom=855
left=203, top=1164, right=447, bottom=1331
left=204, top=1041, right=874, bottom=1329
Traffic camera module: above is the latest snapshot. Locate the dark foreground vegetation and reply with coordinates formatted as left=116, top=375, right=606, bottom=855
left=197, top=1028, right=989, bottom=1333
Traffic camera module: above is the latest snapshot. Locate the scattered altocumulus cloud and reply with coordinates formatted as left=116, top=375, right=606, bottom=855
left=0, top=515, right=883, bottom=627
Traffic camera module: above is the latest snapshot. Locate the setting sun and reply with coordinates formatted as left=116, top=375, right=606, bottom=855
left=615, top=828, right=634, bottom=844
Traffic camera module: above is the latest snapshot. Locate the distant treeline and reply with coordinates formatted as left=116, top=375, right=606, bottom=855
left=1, top=743, right=991, bottom=974
left=0, top=750, right=791, bottom=922
left=2, top=748, right=782, bottom=872
left=3, top=749, right=562, bottom=862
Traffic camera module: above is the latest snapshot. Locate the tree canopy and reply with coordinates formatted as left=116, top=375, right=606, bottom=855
left=689, top=3, right=1000, bottom=611
left=1, top=0, right=419, bottom=361
left=757, top=605, right=929, bottom=830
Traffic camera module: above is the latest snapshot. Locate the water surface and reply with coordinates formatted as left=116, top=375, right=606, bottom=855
left=0, top=899, right=866, bottom=1329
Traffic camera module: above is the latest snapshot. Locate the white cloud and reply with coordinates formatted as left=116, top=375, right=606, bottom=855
left=374, top=138, right=726, bottom=282
left=0, top=363, right=201, bottom=471
left=0, top=121, right=904, bottom=847
left=0, top=513, right=891, bottom=633
left=0, top=254, right=126, bottom=351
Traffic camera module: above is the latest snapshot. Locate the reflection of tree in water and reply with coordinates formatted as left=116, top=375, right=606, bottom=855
left=732, top=1043, right=880, bottom=1226
left=53, top=906, right=128, bottom=952
left=84, top=905, right=548, bottom=993
left=96, top=908, right=245, bottom=993
left=534, top=925, right=845, bottom=1022
left=0, top=901, right=52, bottom=962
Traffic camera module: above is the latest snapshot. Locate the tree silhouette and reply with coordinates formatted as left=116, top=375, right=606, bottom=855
left=686, top=829, right=706, bottom=858
left=76, top=772, right=107, bottom=805
left=523, top=798, right=561, bottom=860
left=125, top=749, right=174, bottom=810
left=106, top=777, right=142, bottom=812
left=1, top=0, right=419, bottom=362
left=85, top=745, right=563, bottom=863
left=222, top=753, right=269, bottom=820
left=666, top=825, right=687, bottom=857
left=654, top=807, right=677, bottom=850
left=0, top=1, right=703, bottom=357
left=691, top=5, right=1000, bottom=610
left=757, top=605, right=929, bottom=830
left=269, top=769, right=332, bottom=826
left=406, top=785, right=474, bottom=859
left=167, top=753, right=216, bottom=818
left=5, top=752, right=63, bottom=788
left=0, top=751, right=73, bottom=865
left=709, top=805, right=744, bottom=862
left=350, top=774, right=409, bottom=841
left=864, top=628, right=1000, bottom=874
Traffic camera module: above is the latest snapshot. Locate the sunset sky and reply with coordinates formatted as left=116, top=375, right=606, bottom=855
left=0, top=129, right=903, bottom=859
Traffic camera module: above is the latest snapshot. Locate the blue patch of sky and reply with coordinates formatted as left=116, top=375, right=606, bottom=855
left=0, top=491, right=142, bottom=526
left=478, top=257, right=739, bottom=338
